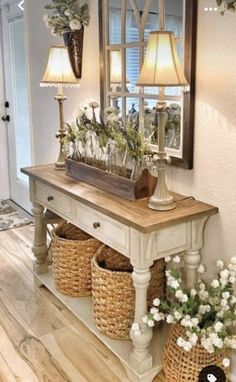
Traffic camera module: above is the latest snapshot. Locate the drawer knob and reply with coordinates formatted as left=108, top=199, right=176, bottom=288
left=47, top=196, right=54, bottom=202
left=93, top=222, right=101, bottom=229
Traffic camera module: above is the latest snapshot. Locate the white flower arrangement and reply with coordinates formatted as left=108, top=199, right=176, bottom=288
left=216, top=0, right=236, bottom=14
left=132, top=255, right=236, bottom=369
left=43, top=0, right=90, bottom=37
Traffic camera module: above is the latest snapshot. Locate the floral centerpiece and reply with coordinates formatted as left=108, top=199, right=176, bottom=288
left=43, top=0, right=90, bottom=36
left=132, top=256, right=236, bottom=380
left=63, top=102, right=150, bottom=180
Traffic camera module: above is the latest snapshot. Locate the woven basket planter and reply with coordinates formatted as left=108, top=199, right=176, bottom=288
left=163, top=324, right=229, bottom=382
left=91, top=245, right=166, bottom=339
left=52, top=222, right=102, bottom=297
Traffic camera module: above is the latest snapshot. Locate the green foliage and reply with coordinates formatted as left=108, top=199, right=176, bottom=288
left=43, top=1, right=90, bottom=36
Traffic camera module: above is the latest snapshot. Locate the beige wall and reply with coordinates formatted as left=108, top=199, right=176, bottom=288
left=26, top=0, right=236, bottom=376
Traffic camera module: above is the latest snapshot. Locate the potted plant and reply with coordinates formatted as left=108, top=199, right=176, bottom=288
left=43, top=0, right=90, bottom=78
left=132, top=256, right=236, bottom=381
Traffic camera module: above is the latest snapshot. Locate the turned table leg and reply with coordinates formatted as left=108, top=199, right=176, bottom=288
left=130, top=267, right=153, bottom=374
left=184, top=216, right=209, bottom=288
left=32, top=203, right=48, bottom=275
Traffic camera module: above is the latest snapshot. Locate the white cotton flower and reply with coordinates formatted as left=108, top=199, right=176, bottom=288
left=191, top=318, right=199, bottom=327
left=189, top=333, right=198, bottom=346
left=142, top=315, right=148, bottom=324
left=147, top=319, right=155, bottom=327
left=211, top=279, right=220, bottom=288
left=175, top=290, right=184, bottom=299
left=199, top=305, right=211, bottom=315
left=201, top=338, right=214, bottom=354
left=222, top=358, right=230, bottom=368
left=174, top=311, right=182, bottom=320
left=165, top=256, right=171, bottom=263
left=198, top=264, right=206, bottom=274
left=220, top=269, right=230, bottom=280
left=153, top=298, right=160, bottom=307
left=166, top=315, right=175, bottom=324
left=150, top=307, right=159, bottom=315
left=173, top=255, right=181, bottom=264
left=177, top=337, right=185, bottom=347
left=183, top=342, right=192, bottom=352
left=69, top=19, right=82, bottom=31
left=216, top=260, right=225, bottom=269
left=222, top=291, right=230, bottom=300
left=221, top=299, right=228, bottom=307
left=213, top=337, right=224, bottom=349
left=43, top=14, right=49, bottom=23
left=190, top=289, right=197, bottom=297
left=153, top=312, right=164, bottom=322
left=181, top=294, right=188, bottom=303
left=214, top=322, right=224, bottom=333
left=170, top=280, right=179, bottom=290
left=231, top=257, right=236, bottom=265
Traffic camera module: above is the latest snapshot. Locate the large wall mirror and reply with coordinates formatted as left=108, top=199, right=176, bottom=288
left=99, top=0, right=197, bottom=169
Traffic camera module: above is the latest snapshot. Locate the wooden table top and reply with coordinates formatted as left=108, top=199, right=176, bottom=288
left=22, top=164, right=218, bottom=233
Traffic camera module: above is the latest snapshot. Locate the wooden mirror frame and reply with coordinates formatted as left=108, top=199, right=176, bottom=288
left=99, top=0, right=197, bottom=169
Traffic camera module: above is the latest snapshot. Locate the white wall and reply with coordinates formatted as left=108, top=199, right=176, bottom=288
left=25, top=0, right=236, bottom=377
left=25, top=0, right=100, bottom=165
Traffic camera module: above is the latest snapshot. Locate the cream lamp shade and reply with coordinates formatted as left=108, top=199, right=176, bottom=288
left=40, top=45, right=79, bottom=87
left=110, top=50, right=122, bottom=84
left=137, top=31, right=188, bottom=87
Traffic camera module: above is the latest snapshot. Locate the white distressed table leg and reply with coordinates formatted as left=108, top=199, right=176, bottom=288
left=32, top=203, right=48, bottom=275
left=129, top=229, right=156, bottom=375
left=130, top=268, right=153, bottom=373
left=184, top=216, right=209, bottom=288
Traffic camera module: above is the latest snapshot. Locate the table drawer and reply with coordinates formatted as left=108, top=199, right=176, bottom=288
left=72, top=203, right=130, bottom=256
left=34, top=180, right=130, bottom=256
left=34, top=181, right=71, bottom=217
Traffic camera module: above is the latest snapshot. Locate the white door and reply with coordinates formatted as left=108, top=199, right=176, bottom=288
left=0, top=0, right=32, bottom=212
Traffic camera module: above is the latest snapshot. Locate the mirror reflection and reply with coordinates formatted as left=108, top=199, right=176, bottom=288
left=105, top=0, right=185, bottom=155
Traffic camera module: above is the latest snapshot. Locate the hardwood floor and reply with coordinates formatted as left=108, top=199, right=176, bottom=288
left=0, top=225, right=165, bottom=382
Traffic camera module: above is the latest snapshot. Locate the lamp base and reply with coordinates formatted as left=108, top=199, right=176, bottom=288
left=148, top=195, right=176, bottom=211
left=54, top=161, right=65, bottom=171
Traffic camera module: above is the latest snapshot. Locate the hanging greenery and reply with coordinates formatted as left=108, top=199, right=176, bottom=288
left=216, top=0, right=236, bottom=14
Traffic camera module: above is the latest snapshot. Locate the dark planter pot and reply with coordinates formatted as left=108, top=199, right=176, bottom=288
left=63, top=27, right=84, bottom=79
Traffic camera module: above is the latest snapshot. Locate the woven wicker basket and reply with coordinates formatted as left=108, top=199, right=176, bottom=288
left=52, top=222, right=101, bottom=297
left=91, top=245, right=166, bottom=339
left=163, top=324, right=229, bottom=382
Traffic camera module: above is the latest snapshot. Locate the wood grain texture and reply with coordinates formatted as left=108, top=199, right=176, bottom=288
left=65, top=159, right=156, bottom=201
left=22, top=164, right=218, bottom=233
left=0, top=225, right=165, bottom=381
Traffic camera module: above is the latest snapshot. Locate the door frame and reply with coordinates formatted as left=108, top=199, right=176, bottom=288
left=0, top=4, right=10, bottom=201
left=0, top=0, right=34, bottom=209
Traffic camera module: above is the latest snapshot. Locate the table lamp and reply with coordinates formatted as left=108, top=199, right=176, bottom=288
left=40, top=45, right=80, bottom=170
left=110, top=50, right=130, bottom=109
left=137, top=31, right=188, bottom=211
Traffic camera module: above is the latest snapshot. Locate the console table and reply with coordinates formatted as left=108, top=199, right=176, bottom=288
left=22, top=164, right=218, bottom=382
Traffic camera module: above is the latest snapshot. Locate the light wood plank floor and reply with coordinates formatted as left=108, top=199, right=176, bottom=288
left=0, top=225, right=165, bottom=382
